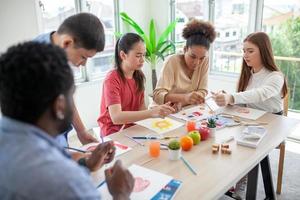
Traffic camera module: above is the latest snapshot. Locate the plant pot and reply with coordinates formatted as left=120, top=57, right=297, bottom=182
left=209, top=127, right=217, bottom=138
left=168, top=148, right=181, bottom=160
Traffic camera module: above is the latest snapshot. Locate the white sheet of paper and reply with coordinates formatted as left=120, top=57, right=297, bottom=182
left=81, top=131, right=132, bottom=157
left=98, top=164, right=173, bottom=200
left=205, top=97, right=220, bottom=112
left=170, top=105, right=213, bottom=122
left=135, top=117, right=184, bottom=134
left=219, top=106, right=266, bottom=120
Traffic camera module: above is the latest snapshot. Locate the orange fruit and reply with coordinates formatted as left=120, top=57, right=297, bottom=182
left=180, top=136, right=194, bottom=151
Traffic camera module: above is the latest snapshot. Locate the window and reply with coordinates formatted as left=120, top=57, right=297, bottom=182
left=38, top=0, right=86, bottom=82
left=38, top=0, right=119, bottom=83
left=262, top=0, right=300, bottom=110
left=39, top=0, right=76, bottom=33
left=211, top=0, right=250, bottom=75
left=81, top=0, right=117, bottom=80
left=173, top=0, right=208, bottom=50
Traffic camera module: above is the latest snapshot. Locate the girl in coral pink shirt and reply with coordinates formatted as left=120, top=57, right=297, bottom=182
left=98, top=33, right=175, bottom=136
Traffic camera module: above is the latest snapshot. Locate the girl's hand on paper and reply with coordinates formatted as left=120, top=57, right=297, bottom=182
left=150, top=102, right=175, bottom=118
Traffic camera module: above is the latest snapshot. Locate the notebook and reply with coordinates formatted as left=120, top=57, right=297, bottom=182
left=236, top=126, right=267, bottom=148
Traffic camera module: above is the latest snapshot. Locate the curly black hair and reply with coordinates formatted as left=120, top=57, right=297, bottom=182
left=0, top=41, right=74, bottom=123
left=57, top=13, right=105, bottom=52
left=182, top=19, right=216, bottom=49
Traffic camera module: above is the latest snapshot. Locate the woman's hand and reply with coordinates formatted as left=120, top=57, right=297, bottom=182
left=150, top=102, right=176, bottom=118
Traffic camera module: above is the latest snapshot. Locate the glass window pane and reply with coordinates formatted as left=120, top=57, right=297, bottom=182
left=212, top=0, right=250, bottom=75
left=174, top=0, right=208, bottom=49
left=263, top=0, right=300, bottom=110
left=84, top=0, right=116, bottom=80
left=39, top=0, right=76, bottom=33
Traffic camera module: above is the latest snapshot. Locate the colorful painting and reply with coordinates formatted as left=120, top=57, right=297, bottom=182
left=171, top=105, right=213, bottom=122
left=135, top=117, right=184, bottom=134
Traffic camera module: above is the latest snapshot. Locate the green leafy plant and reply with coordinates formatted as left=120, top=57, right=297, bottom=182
left=119, top=12, right=177, bottom=90
left=207, top=118, right=216, bottom=128
left=168, top=139, right=181, bottom=150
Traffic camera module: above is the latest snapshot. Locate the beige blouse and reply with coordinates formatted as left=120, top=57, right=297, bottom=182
left=153, top=53, right=209, bottom=105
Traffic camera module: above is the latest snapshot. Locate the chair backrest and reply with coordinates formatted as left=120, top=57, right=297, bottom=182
left=283, top=92, right=289, bottom=117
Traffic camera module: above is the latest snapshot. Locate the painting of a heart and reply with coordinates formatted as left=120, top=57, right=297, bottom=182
left=133, top=177, right=150, bottom=193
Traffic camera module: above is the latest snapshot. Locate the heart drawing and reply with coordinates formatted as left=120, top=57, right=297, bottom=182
left=133, top=177, right=151, bottom=192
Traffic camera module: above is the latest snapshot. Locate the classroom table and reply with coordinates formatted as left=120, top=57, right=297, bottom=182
left=91, top=112, right=300, bottom=200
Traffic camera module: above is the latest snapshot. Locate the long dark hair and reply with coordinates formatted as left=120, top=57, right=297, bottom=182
left=114, top=33, right=145, bottom=92
left=237, top=32, right=288, bottom=98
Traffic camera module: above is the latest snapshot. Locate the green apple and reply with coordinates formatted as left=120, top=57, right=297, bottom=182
left=188, top=131, right=201, bottom=145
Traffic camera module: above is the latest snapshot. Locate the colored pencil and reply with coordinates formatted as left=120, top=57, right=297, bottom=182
left=180, top=156, right=197, bottom=175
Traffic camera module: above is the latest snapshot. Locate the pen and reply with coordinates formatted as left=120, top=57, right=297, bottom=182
left=180, top=156, right=197, bottom=175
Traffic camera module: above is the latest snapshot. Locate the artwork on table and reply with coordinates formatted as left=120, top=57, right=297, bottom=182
left=135, top=117, right=184, bottom=134
left=81, top=136, right=132, bottom=157
left=171, top=105, right=214, bottom=122
left=98, top=164, right=173, bottom=200
left=220, top=105, right=266, bottom=120
left=199, top=115, right=239, bottom=129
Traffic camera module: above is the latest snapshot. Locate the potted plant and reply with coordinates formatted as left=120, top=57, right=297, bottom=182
left=207, top=118, right=217, bottom=138
left=119, top=12, right=177, bottom=91
left=168, top=139, right=181, bottom=160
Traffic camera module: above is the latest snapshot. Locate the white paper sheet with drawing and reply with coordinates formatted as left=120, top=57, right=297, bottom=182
left=98, top=164, right=173, bottom=200
left=135, top=117, right=184, bottom=134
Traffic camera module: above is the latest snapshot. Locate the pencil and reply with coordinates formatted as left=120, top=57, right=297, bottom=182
left=64, top=147, right=87, bottom=153
left=96, top=180, right=106, bottom=188
left=124, top=133, right=145, bottom=146
left=180, top=156, right=197, bottom=175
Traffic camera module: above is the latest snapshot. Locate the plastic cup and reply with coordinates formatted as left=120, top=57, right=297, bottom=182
left=149, top=141, right=160, bottom=157
left=186, top=120, right=196, bottom=132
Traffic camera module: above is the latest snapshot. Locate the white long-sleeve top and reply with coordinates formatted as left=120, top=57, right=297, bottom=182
left=233, top=67, right=284, bottom=113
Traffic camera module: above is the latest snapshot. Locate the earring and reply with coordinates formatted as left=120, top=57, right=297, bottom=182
left=56, top=111, right=65, bottom=120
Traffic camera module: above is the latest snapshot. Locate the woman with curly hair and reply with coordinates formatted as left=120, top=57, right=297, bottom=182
left=153, top=19, right=216, bottom=106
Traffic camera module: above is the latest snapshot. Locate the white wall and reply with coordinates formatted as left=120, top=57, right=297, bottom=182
left=0, top=0, right=39, bottom=52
